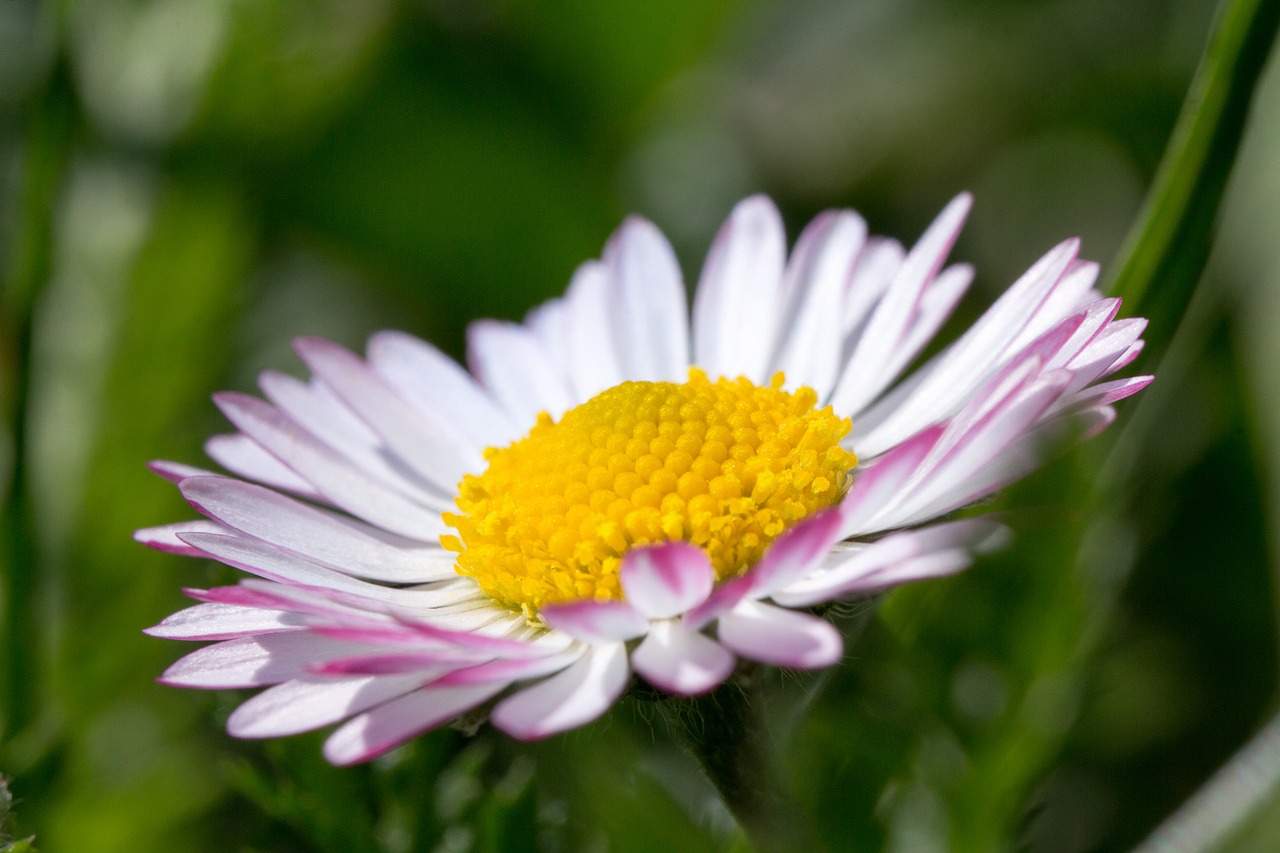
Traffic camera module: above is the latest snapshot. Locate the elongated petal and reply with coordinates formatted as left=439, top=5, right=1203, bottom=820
left=134, top=520, right=228, bottom=556
left=205, top=433, right=326, bottom=500
left=830, top=193, right=971, bottom=414
left=181, top=475, right=455, bottom=583
left=605, top=216, right=689, bottom=382
left=159, top=633, right=375, bottom=688
left=490, top=643, right=629, bottom=740
left=228, top=674, right=425, bottom=738
left=324, top=683, right=506, bottom=765
left=539, top=599, right=648, bottom=643
left=744, top=509, right=844, bottom=596
left=693, top=196, right=786, bottom=382
left=560, top=262, right=627, bottom=401
left=717, top=601, right=843, bottom=669
left=214, top=392, right=447, bottom=539
left=144, top=602, right=302, bottom=641
left=467, top=319, right=574, bottom=425
left=295, top=336, right=482, bottom=489
left=770, top=210, right=866, bottom=397
left=367, top=329, right=521, bottom=449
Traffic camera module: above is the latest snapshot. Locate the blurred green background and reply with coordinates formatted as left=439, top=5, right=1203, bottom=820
left=2, top=0, right=1280, bottom=850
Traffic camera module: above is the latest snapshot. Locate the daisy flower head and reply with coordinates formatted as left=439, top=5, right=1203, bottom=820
left=139, top=193, right=1151, bottom=764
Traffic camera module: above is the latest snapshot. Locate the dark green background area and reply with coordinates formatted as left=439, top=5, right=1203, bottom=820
left=2, top=0, right=1279, bottom=850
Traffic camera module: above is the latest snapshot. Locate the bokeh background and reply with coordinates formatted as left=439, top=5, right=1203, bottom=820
left=2, top=0, right=1280, bottom=850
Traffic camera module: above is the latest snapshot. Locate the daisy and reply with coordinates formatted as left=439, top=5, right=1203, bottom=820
left=138, top=193, right=1151, bottom=765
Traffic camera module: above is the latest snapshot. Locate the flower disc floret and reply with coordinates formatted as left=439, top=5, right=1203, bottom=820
left=442, top=368, right=857, bottom=615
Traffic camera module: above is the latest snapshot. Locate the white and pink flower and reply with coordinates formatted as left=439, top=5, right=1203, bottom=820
left=139, top=193, right=1150, bottom=764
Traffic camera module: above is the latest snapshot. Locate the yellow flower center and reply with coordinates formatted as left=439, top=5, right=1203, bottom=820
left=441, top=368, right=856, bottom=616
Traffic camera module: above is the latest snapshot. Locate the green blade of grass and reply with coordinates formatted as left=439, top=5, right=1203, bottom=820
left=1106, top=0, right=1280, bottom=361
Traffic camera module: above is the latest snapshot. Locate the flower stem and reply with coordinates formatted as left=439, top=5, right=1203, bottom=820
left=668, top=678, right=827, bottom=853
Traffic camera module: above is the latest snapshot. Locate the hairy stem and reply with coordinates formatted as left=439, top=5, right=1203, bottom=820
left=668, top=678, right=827, bottom=853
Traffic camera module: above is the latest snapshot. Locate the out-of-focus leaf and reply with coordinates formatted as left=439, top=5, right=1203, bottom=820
left=39, top=177, right=253, bottom=853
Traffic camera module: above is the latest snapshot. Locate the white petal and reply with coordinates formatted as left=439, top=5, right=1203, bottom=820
left=467, top=319, right=574, bottom=426
left=717, top=601, right=843, bottom=669
left=560, top=262, right=627, bottom=401
left=177, top=531, right=474, bottom=608
left=774, top=519, right=1001, bottom=606
left=258, top=371, right=436, bottom=503
left=295, top=337, right=481, bottom=491
left=430, top=650, right=583, bottom=687
left=145, top=602, right=302, bottom=640
left=324, top=683, right=505, bottom=765
left=770, top=210, right=866, bottom=397
left=631, top=621, right=734, bottom=696
left=490, top=643, right=629, bottom=740
left=830, top=193, right=970, bottom=415
left=841, top=238, right=904, bottom=337
left=228, top=673, right=425, bottom=738
left=134, top=519, right=229, bottom=556
left=159, top=632, right=373, bottom=688
left=854, top=238, right=1080, bottom=455
left=214, top=392, right=447, bottom=540
left=205, top=433, right=326, bottom=500
left=180, top=475, right=455, bottom=583
left=605, top=216, right=689, bottom=382
left=692, top=196, right=786, bottom=382
left=366, top=330, right=521, bottom=449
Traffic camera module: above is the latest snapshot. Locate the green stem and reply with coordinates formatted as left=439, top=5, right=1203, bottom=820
left=667, top=678, right=827, bottom=853
left=1106, top=0, right=1280, bottom=361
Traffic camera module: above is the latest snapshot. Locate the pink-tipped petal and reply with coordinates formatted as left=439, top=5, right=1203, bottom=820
left=838, top=425, right=944, bottom=536
left=717, top=601, right=843, bottom=669
left=539, top=599, right=649, bottom=643
left=149, top=460, right=212, bottom=483
left=620, top=542, right=715, bottom=619
left=159, top=633, right=372, bottom=689
left=323, top=683, right=505, bottom=765
left=430, top=650, right=583, bottom=687
left=294, top=336, right=481, bottom=490
left=310, top=650, right=484, bottom=676
left=831, top=193, right=971, bottom=414
left=214, top=392, right=447, bottom=540
left=144, top=602, right=302, bottom=641
left=205, top=433, right=325, bottom=500
left=683, top=574, right=755, bottom=632
left=228, top=674, right=425, bottom=738
left=745, top=509, right=845, bottom=596
left=134, top=520, right=227, bottom=555
left=180, top=475, right=455, bottom=584
left=631, top=621, right=734, bottom=696
left=490, top=643, right=629, bottom=740
left=773, top=519, right=1004, bottom=606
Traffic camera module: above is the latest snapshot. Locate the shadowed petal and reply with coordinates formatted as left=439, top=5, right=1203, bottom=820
left=632, top=621, right=734, bottom=695
left=717, top=601, right=843, bottom=669
left=490, top=643, right=629, bottom=740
